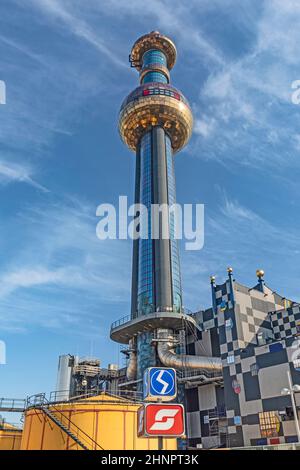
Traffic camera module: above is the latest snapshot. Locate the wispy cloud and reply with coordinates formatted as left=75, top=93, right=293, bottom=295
left=257, top=0, right=300, bottom=66
left=0, top=160, right=48, bottom=191
left=96, top=0, right=225, bottom=66
left=0, top=2, right=127, bottom=204
left=27, top=0, right=126, bottom=68
left=189, top=0, right=300, bottom=171
left=0, top=196, right=131, bottom=334
left=194, top=116, right=216, bottom=138
left=0, top=0, right=127, bottom=166
left=220, top=193, right=259, bottom=221
left=0, top=34, right=48, bottom=67
left=0, top=266, right=72, bottom=297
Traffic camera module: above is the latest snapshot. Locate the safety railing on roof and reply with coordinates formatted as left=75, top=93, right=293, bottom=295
left=46, top=388, right=143, bottom=404
left=0, top=417, right=23, bottom=430
left=26, top=393, right=104, bottom=450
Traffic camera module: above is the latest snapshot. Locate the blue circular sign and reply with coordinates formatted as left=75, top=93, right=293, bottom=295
left=150, top=369, right=176, bottom=396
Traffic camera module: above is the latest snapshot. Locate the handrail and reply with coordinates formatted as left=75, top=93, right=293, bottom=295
left=26, top=387, right=143, bottom=405
left=0, top=397, right=26, bottom=411
left=49, top=388, right=143, bottom=403
left=0, top=416, right=23, bottom=430
left=111, top=315, right=131, bottom=329
left=111, top=307, right=195, bottom=330
left=27, top=394, right=104, bottom=450
left=49, top=390, right=70, bottom=402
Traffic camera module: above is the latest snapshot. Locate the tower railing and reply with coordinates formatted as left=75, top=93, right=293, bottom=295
left=111, top=306, right=194, bottom=331
left=111, top=314, right=131, bottom=329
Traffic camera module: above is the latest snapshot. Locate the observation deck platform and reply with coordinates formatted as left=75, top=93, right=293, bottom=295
left=110, top=310, right=199, bottom=344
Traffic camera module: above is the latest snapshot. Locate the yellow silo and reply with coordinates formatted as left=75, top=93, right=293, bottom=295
left=0, top=421, right=22, bottom=450
left=21, top=393, right=178, bottom=450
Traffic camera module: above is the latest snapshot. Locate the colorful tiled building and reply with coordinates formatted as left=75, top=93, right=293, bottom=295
left=185, top=269, right=300, bottom=448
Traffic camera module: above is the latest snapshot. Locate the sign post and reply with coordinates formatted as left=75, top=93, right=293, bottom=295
left=138, top=367, right=185, bottom=448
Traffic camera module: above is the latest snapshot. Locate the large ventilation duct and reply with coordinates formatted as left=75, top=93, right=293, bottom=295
left=126, top=339, right=137, bottom=381
left=156, top=329, right=222, bottom=372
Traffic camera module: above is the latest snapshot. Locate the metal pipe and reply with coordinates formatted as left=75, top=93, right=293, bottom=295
left=126, top=339, right=137, bottom=381
left=287, top=369, right=300, bottom=443
left=180, top=375, right=223, bottom=386
left=156, top=329, right=222, bottom=372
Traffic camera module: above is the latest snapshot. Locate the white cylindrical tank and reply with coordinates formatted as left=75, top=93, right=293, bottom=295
left=56, top=355, right=74, bottom=401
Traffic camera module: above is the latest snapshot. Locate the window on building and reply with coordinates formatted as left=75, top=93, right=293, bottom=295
left=286, top=407, right=294, bottom=419
left=257, top=332, right=265, bottom=346
left=279, top=407, right=295, bottom=421
left=227, top=354, right=235, bottom=364
left=259, top=412, right=280, bottom=438
left=250, top=363, right=259, bottom=376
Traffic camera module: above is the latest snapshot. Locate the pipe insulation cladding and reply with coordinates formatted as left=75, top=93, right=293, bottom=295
left=126, top=339, right=137, bottom=381
left=156, top=329, right=223, bottom=372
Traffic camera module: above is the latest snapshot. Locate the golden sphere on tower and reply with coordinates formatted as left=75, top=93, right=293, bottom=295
left=120, top=31, right=193, bottom=153
left=119, top=83, right=193, bottom=153
left=256, top=269, right=265, bottom=278
left=210, top=275, right=216, bottom=283
left=227, top=267, right=233, bottom=273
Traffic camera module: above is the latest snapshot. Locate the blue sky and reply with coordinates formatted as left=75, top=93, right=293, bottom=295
left=0, top=0, right=300, bottom=411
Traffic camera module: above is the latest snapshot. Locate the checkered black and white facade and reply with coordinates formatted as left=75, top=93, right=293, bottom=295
left=270, top=305, right=300, bottom=340
left=184, top=272, right=300, bottom=448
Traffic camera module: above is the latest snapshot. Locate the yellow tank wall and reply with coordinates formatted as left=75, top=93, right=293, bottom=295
left=0, top=429, right=22, bottom=450
left=21, top=397, right=178, bottom=451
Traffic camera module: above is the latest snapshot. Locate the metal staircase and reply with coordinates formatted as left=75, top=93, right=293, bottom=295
left=26, top=394, right=104, bottom=451
left=208, top=406, right=229, bottom=448
left=38, top=405, right=89, bottom=450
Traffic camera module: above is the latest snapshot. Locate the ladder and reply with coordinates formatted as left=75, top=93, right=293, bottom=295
left=38, top=405, right=90, bottom=451
left=26, top=393, right=104, bottom=451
